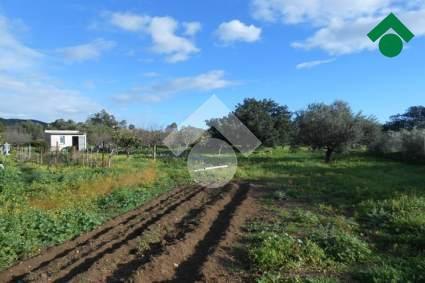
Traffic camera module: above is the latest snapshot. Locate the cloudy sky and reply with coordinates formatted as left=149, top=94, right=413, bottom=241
left=0, top=0, right=424, bottom=126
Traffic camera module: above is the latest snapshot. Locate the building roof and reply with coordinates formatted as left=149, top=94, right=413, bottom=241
left=45, top=130, right=85, bottom=135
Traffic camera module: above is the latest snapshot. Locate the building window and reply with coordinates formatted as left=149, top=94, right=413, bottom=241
left=60, top=136, right=65, bottom=145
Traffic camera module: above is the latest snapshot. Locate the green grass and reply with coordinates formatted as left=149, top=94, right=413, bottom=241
left=236, top=147, right=425, bottom=283
left=1, top=146, right=424, bottom=281
left=0, top=154, right=190, bottom=269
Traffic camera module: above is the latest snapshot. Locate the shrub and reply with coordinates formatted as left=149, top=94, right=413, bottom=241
left=370, top=129, right=425, bottom=161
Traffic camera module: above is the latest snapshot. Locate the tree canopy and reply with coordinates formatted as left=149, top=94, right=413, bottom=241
left=384, top=106, right=425, bottom=131
left=294, top=101, right=377, bottom=162
left=207, top=98, right=292, bottom=147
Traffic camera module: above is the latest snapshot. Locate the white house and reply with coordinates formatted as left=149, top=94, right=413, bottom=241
left=45, top=130, right=87, bottom=151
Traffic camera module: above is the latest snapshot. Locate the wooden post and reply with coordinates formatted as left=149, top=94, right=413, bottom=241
left=55, top=142, right=59, bottom=166
left=101, top=142, right=105, bottom=167
left=108, top=149, right=114, bottom=168
left=153, top=144, right=157, bottom=160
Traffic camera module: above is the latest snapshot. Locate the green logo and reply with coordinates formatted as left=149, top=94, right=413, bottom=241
left=368, top=13, right=415, bottom=58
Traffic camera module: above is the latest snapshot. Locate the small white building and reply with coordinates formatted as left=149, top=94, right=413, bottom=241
left=45, top=130, right=87, bottom=151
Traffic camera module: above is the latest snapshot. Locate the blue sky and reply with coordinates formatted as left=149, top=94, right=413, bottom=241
left=0, top=0, right=424, bottom=127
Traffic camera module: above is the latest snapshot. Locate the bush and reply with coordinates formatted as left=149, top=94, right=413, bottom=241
left=401, top=129, right=425, bottom=159
left=370, top=129, right=425, bottom=161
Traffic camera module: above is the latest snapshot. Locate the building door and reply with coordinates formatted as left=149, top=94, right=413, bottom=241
left=72, top=136, right=79, bottom=150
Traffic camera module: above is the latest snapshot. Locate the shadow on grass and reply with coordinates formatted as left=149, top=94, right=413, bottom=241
left=238, top=151, right=425, bottom=208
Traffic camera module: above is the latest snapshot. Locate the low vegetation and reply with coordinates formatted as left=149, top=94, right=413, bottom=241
left=0, top=154, right=190, bottom=269
left=237, top=148, right=425, bottom=283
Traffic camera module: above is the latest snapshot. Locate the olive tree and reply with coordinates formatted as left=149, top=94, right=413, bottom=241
left=294, top=101, right=374, bottom=162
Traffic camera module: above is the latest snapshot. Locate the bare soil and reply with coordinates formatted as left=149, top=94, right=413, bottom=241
left=0, top=182, right=258, bottom=283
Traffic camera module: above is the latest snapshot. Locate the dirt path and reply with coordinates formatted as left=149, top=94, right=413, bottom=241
left=0, top=183, right=257, bottom=283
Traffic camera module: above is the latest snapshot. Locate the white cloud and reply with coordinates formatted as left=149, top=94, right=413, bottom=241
left=292, top=17, right=377, bottom=55
left=0, top=16, right=42, bottom=72
left=0, top=15, right=102, bottom=121
left=57, top=38, right=115, bottom=63
left=148, top=17, right=200, bottom=63
left=0, top=73, right=100, bottom=121
left=251, top=0, right=394, bottom=24
left=296, top=58, right=335, bottom=69
left=251, top=0, right=425, bottom=55
left=108, top=12, right=200, bottom=63
left=183, top=22, right=202, bottom=36
left=216, top=20, right=262, bottom=43
left=114, top=70, right=236, bottom=103
left=109, top=12, right=150, bottom=31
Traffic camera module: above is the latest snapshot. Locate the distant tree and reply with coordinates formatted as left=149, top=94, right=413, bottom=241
left=129, top=124, right=136, bottom=130
left=207, top=98, right=292, bottom=147
left=85, top=110, right=126, bottom=148
left=294, top=101, right=370, bottom=162
left=384, top=106, right=425, bottom=131
left=48, top=119, right=78, bottom=130
left=114, top=129, right=140, bottom=157
left=4, top=126, right=32, bottom=145
left=358, top=116, right=382, bottom=147
left=85, top=124, right=114, bottom=148
left=118, top=120, right=127, bottom=129
left=20, top=121, right=44, bottom=141
left=0, top=122, right=4, bottom=143
left=87, top=110, right=119, bottom=129
left=165, top=122, right=178, bottom=133
left=179, top=126, right=204, bottom=148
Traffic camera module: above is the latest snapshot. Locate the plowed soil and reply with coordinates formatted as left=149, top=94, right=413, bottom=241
left=0, top=182, right=257, bottom=283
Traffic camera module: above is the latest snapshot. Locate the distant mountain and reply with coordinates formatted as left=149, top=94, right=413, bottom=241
left=0, top=118, right=47, bottom=127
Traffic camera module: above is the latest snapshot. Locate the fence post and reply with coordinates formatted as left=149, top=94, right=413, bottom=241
left=55, top=142, right=59, bottom=166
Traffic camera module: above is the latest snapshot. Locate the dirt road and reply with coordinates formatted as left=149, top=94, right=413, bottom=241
left=0, top=183, right=256, bottom=283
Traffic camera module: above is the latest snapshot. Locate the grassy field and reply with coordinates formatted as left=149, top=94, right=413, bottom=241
left=0, top=154, right=190, bottom=269
left=1, top=148, right=424, bottom=282
left=236, top=148, right=425, bottom=282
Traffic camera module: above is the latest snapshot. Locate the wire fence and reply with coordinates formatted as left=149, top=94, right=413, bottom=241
left=1, top=145, right=179, bottom=168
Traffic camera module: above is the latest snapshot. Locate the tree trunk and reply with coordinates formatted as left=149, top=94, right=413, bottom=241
left=325, top=147, right=334, bottom=163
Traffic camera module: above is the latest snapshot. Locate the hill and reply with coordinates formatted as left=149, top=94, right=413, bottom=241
left=0, top=118, right=47, bottom=127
